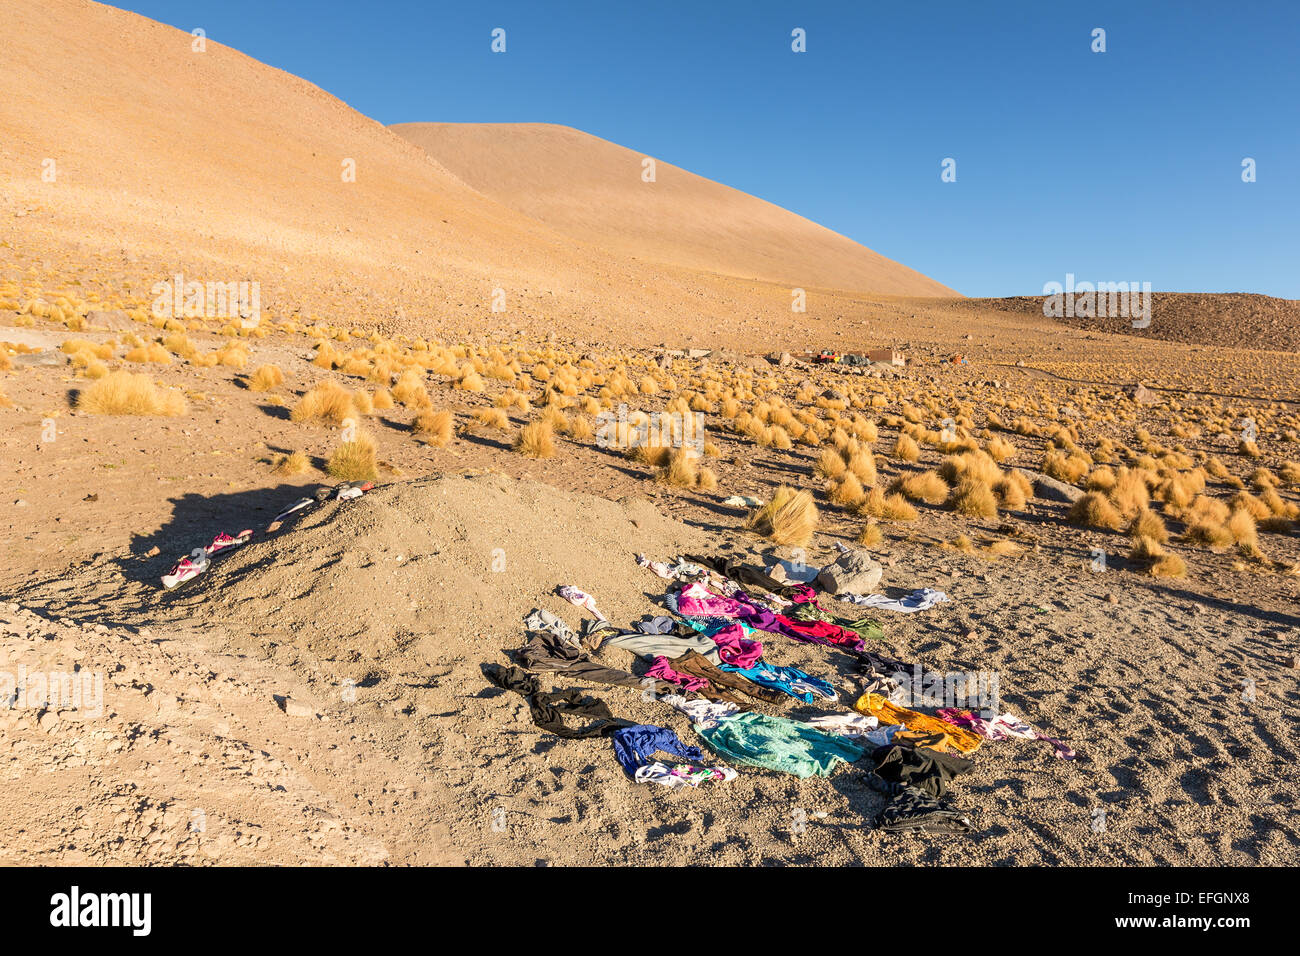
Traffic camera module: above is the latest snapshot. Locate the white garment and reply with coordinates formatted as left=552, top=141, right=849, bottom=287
left=557, top=585, right=605, bottom=621
left=837, top=587, right=950, bottom=613
left=660, top=694, right=742, bottom=729
left=633, top=762, right=739, bottom=788
left=805, top=714, right=903, bottom=747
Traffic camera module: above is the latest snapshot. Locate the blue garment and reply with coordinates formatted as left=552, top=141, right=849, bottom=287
left=611, top=724, right=704, bottom=778
left=721, top=660, right=837, bottom=703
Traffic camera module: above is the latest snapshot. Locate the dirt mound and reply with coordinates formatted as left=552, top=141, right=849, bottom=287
left=392, top=122, right=956, bottom=297
left=161, top=472, right=715, bottom=662
left=964, top=293, right=1300, bottom=352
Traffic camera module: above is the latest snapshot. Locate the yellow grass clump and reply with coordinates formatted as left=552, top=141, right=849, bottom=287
left=891, top=470, right=949, bottom=505
left=745, top=486, right=819, bottom=547
left=272, top=450, right=312, bottom=476
left=473, top=408, right=510, bottom=429
left=413, top=409, right=454, bottom=447
left=290, top=380, right=354, bottom=425
left=515, top=421, right=557, bottom=458
left=1127, top=508, right=1169, bottom=544
left=829, top=472, right=866, bottom=508
left=1067, top=491, right=1123, bottom=530
left=78, top=370, right=186, bottom=416
left=948, top=477, right=998, bottom=517
left=326, top=431, right=378, bottom=481
left=249, top=364, right=284, bottom=392
left=893, top=433, right=921, bottom=462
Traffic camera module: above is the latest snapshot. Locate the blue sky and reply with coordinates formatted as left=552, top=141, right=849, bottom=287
left=115, top=1, right=1298, bottom=297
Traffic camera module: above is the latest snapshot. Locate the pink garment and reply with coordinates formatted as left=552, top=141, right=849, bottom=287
left=707, top=622, right=764, bottom=669
left=785, top=584, right=818, bottom=604
left=675, top=582, right=758, bottom=619
left=646, top=656, right=709, bottom=693
left=557, top=585, right=605, bottom=621
left=937, top=707, right=1077, bottom=760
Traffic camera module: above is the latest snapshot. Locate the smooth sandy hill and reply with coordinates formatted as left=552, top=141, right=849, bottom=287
left=0, top=0, right=953, bottom=351
left=392, top=122, right=956, bottom=297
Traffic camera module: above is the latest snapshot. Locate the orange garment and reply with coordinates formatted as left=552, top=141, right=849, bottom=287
left=853, top=692, right=983, bottom=755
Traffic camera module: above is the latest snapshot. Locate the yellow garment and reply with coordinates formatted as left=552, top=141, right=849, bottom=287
left=853, top=692, right=983, bottom=754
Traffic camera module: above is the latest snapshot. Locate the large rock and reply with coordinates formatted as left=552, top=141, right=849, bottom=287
left=816, top=548, right=883, bottom=595
left=85, top=309, right=132, bottom=331
left=1031, top=472, right=1084, bottom=503
left=11, top=350, right=67, bottom=368
left=1130, top=382, right=1161, bottom=405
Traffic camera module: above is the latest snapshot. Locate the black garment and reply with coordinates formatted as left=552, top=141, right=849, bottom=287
left=484, top=664, right=635, bottom=739
left=517, top=630, right=678, bottom=696
left=874, top=786, right=975, bottom=835
left=869, top=741, right=974, bottom=798
left=855, top=648, right=913, bottom=678
left=685, top=554, right=800, bottom=598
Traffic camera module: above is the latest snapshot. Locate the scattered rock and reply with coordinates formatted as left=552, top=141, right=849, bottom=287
left=815, top=548, right=882, bottom=595
left=1130, top=382, right=1161, bottom=405
left=1030, top=473, right=1084, bottom=504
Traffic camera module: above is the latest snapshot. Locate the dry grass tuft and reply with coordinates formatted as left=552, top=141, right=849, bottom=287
left=891, top=470, right=949, bottom=505
left=948, top=477, right=998, bottom=517
left=514, top=421, right=557, bottom=458
left=78, top=370, right=186, bottom=416
left=745, top=486, right=819, bottom=547
left=1068, top=491, right=1123, bottom=530
left=272, top=450, right=312, bottom=475
left=326, top=430, right=378, bottom=481
left=290, top=380, right=354, bottom=425
left=413, top=409, right=454, bottom=447
left=249, top=364, right=284, bottom=392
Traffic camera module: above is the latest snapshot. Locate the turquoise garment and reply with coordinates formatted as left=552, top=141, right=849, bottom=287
left=696, top=712, right=869, bottom=778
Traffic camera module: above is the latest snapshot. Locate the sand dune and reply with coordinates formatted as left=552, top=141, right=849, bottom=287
left=0, top=0, right=952, bottom=350
left=392, top=122, right=955, bottom=297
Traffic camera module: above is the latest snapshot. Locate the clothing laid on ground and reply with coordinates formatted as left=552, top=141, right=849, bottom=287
left=635, top=762, right=739, bottom=788
left=707, top=622, right=764, bottom=668
left=785, top=600, right=884, bottom=642
left=854, top=693, right=984, bottom=755
left=557, top=585, right=605, bottom=621
left=646, top=656, right=710, bottom=693
left=874, top=787, right=975, bottom=835
left=524, top=608, right=581, bottom=649
left=869, top=742, right=974, bottom=798
left=485, top=664, right=635, bottom=739
left=517, top=629, right=676, bottom=696
left=695, top=711, right=870, bottom=778
left=670, top=651, right=786, bottom=706
left=635, top=616, right=677, bottom=634
left=685, top=554, right=796, bottom=597
left=659, top=694, right=742, bottom=729
left=636, top=555, right=704, bottom=582
left=596, top=626, right=724, bottom=666
left=720, top=660, right=837, bottom=703
left=673, top=582, right=867, bottom=653
left=805, top=714, right=901, bottom=746
left=611, top=724, right=703, bottom=775
left=937, top=707, right=1077, bottom=760
left=837, top=588, right=950, bottom=613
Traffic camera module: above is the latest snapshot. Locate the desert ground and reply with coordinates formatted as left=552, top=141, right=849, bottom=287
left=0, top=0, right=1297, bottom=866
